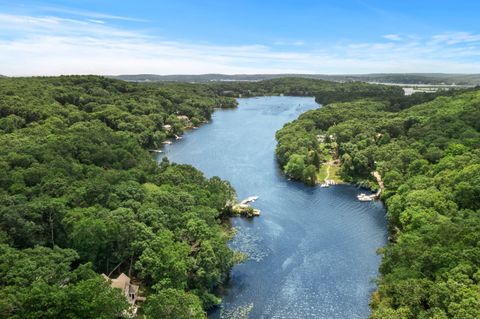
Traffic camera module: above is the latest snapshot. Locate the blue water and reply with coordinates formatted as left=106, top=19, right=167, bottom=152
left=158, top=96, right=387, bottom=319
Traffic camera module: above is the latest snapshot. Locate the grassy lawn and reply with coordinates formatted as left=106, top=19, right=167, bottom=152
left=329, top=165, right=342, bottom=183
left=323, top=152, right=333, bottom=161
left=316, top=163, right=343, bottom=183
left=317, top=164, right=328, bottom=181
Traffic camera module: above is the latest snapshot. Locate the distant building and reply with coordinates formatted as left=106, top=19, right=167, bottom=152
left=177, top=115, right=190, bottom=123
left=403, top=87, right=414, bottom=96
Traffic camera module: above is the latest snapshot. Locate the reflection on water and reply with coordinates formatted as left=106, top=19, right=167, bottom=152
left=158, top=96, right=387, bottom=319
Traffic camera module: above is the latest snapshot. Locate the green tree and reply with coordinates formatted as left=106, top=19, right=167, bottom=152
left=144, top=289, right=205, bottom=319
left=303, top=164, right=317, bottom=186
left=136, top=230, right=190, bottom=290
left=284, top=154, right=305, bottom=180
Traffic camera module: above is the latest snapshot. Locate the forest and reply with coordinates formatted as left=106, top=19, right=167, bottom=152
left=206, top=77, right=405, bottom=105
left=0, top=76, right=239, bottom=318
left=275, top=87, right=480, bottom=318
left=1, top=75, right=478, bottom=318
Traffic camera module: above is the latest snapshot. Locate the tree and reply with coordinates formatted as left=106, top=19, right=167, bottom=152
left=312, top=151, right=321, bottom=168
left=303, top=164, right=317, bottom=186
left=136, top=230, right=190, bottom=290
left=63, top=276, right=129, bottom=319
left=0, top=245, right=128, bottom=319
left=144, top=289, right=205, bottom=319
left=284, top=154, right=305, bottom=180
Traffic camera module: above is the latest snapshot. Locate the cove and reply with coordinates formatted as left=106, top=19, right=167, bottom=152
left=157, top=96, right=388, bottom=319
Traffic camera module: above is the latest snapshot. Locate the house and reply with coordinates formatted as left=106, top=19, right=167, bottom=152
left=103, top=273, right=141, bottom=306
left=176, top=115, right=190, bottom=122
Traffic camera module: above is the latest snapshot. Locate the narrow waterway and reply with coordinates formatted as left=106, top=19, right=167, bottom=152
left=158, top=96, right=387, bottom=319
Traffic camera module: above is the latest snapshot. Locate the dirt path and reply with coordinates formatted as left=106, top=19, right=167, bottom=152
left=372, top=171, right=384, bottom=190
left=324, top=160, right=336, bottom=182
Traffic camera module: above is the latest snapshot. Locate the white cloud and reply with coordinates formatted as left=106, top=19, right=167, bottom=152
left=383, top=34, right=402, bottom=41
left=429, top=32, right=480, bottom=46
left=0, top=12, right=479, bottom=75
left=86, top=19, right=105, bottom=24
left=39, top=6, right=147, bottom=22
left=274, top=40, right=305, bottom=46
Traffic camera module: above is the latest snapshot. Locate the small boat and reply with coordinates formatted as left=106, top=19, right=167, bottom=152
left=240, top=196, right=259, bottom=205
left=357, top=193, right=375, bottom=201
left=149, top=149, right=163, bottom=153
left=320, top=183, right=329, bottom=188
left=162, top=140, right=172, bottom=145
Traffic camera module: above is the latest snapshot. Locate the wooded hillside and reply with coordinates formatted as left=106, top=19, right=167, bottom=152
left=0, top=76, right=238, bottom=318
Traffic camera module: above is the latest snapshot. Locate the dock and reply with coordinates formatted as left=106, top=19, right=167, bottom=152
left=320, top=179, right=336, bottom=188
left=357, top=171, right=384, bottom=201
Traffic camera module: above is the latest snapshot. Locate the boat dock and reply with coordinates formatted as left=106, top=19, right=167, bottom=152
left=320, top=179, right=336, bottom=188
left=357, top=171, right=384, bottom=201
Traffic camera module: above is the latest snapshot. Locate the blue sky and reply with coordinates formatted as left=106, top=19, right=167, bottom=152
left=1, top=0, right=480, bottom=75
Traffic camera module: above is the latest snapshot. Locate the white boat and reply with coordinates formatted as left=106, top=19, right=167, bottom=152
left=357, top=193, right=375, bottom=201
left=162, top=140, right=172, bottom=145
left=320, top=183, right=329, bottom=188
left=240, top=196, right=259, bottom=205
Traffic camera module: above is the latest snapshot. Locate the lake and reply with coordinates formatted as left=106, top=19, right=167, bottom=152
left=158, top=96, right=388, bottom=319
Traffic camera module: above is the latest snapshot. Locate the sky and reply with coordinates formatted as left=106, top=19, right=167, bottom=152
left=1, top=0, right=480, bottom=75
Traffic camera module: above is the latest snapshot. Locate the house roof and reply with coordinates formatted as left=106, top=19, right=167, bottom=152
left=110, top=273, right=131, bottom=291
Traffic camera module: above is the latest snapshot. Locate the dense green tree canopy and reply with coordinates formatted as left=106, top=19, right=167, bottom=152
left=208, top=77, right=405, bottom=104
left=143, top=288, right=204, bottom=319
left=0, top=76, right=238, bottom=317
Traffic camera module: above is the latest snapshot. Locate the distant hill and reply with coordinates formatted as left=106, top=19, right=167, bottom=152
left=108, top=73, right=480, bottom=86
left=338, top=73, right=480, bottom=86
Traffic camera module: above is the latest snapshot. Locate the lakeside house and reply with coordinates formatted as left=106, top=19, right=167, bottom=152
left=177, top=115, right=190, bottom=122
left=103, top=273, right=144, bottom=316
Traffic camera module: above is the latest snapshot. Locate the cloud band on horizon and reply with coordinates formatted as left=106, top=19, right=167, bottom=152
left=0, top=10, right=479, bottom=76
